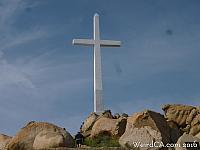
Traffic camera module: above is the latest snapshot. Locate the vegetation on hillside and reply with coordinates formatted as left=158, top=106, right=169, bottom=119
left=84, top=135, right=120, bottom=147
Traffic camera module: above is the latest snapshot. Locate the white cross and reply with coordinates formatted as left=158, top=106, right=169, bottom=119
left=72, top=13, right=121, bottom=113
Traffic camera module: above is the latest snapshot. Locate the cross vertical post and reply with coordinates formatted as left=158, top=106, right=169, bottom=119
left=93, top=14, right=103, bottom=113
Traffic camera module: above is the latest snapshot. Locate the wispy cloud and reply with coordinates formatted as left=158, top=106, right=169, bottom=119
left=0, top=0, right=39, bottom=32
left=0, top=0, right=46, bottom=93
left=0, top=28, right=48, bottom=51
left=0, top=0, right=44, bottom=48
left=0, top=0, right=24, bottom=28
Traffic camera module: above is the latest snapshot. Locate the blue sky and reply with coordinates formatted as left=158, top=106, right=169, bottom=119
left=0, top=0, right=200, bottom=136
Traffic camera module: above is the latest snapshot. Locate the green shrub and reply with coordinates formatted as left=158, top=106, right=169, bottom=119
left=84, top=135, right=120, bottom=147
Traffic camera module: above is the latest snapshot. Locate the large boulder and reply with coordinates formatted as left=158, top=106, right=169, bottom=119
left=113, top=113, right=121, bottom=119
left=80, top=110, right=117, bottom=137
left=33, top=130, right=67, bottom=149
left=162, top=104, right=195, bottom=128
left=195, top=132, right=200, bottom=139
left=175, top=134, right=200, bottom=150
left=119, top=110, right=171, bottom=150
left=100, top=110, right=114, bottom=119
left=7, top=121, right=74, bottom=150
left=163, top=104, right=200, bottom=137
left=0, top=134, right=12, bottom=150
left=90, top=117, right=127, bottom=138
left=189, top=113, right=200, bottom=136
left=80, top=112, right=99, bottom=137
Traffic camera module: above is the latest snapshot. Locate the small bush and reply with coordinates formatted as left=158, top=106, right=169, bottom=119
left=84, top=135, right=120, bottom=147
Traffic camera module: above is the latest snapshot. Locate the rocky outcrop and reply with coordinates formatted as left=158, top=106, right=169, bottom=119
left=196, top=132, right=200, bottom=139
left=190, top=113, right=200, bottom=136
left=33, top=130, right=69, bottom=149
left=163, top=104, right=200, bottom=137
left=121, top=113, right=128, bottom=118
left=90, top=117, right=127, bottom=138
left=119, top=110, right=172, bottom=149
left=113, top=113, right=121, bottom=119
left=0, top=134, right=12, bottom=150
left=7, top=121, right=74, bottom=150
left=175, top=134, right=200, bottom=150
left=100, top=110, right=114, bottom=119
left=167, top=121, right=182, bottom=143
left=2, top=104, right=200, bottom=150
left=80, top=113, right=99, bottom=137
left=81, top=110, right=128, bottom=137
left=162, top=104, right=195, bottom=128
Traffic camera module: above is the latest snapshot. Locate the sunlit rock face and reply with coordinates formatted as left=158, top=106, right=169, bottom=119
left=7, top=121, right=74, bottom=150
left=162, top=104, right=200, bottom=137
left=80, top=110, right=128, bottom=138
left=119, top=110, right=172, bottom=149
left=0, top=134, right=12, bottom=150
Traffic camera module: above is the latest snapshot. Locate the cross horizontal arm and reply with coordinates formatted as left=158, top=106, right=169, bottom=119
left=100, top=40, right=121, bottom=47
left=72, top=39, right=95, bottom=46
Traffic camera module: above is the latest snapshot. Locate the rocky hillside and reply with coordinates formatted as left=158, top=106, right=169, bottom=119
left=0, top=122, right=74, bottom=150
left=80, top=104, right=200, bottom=150
left=0, top=104, right=200, bottom=150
